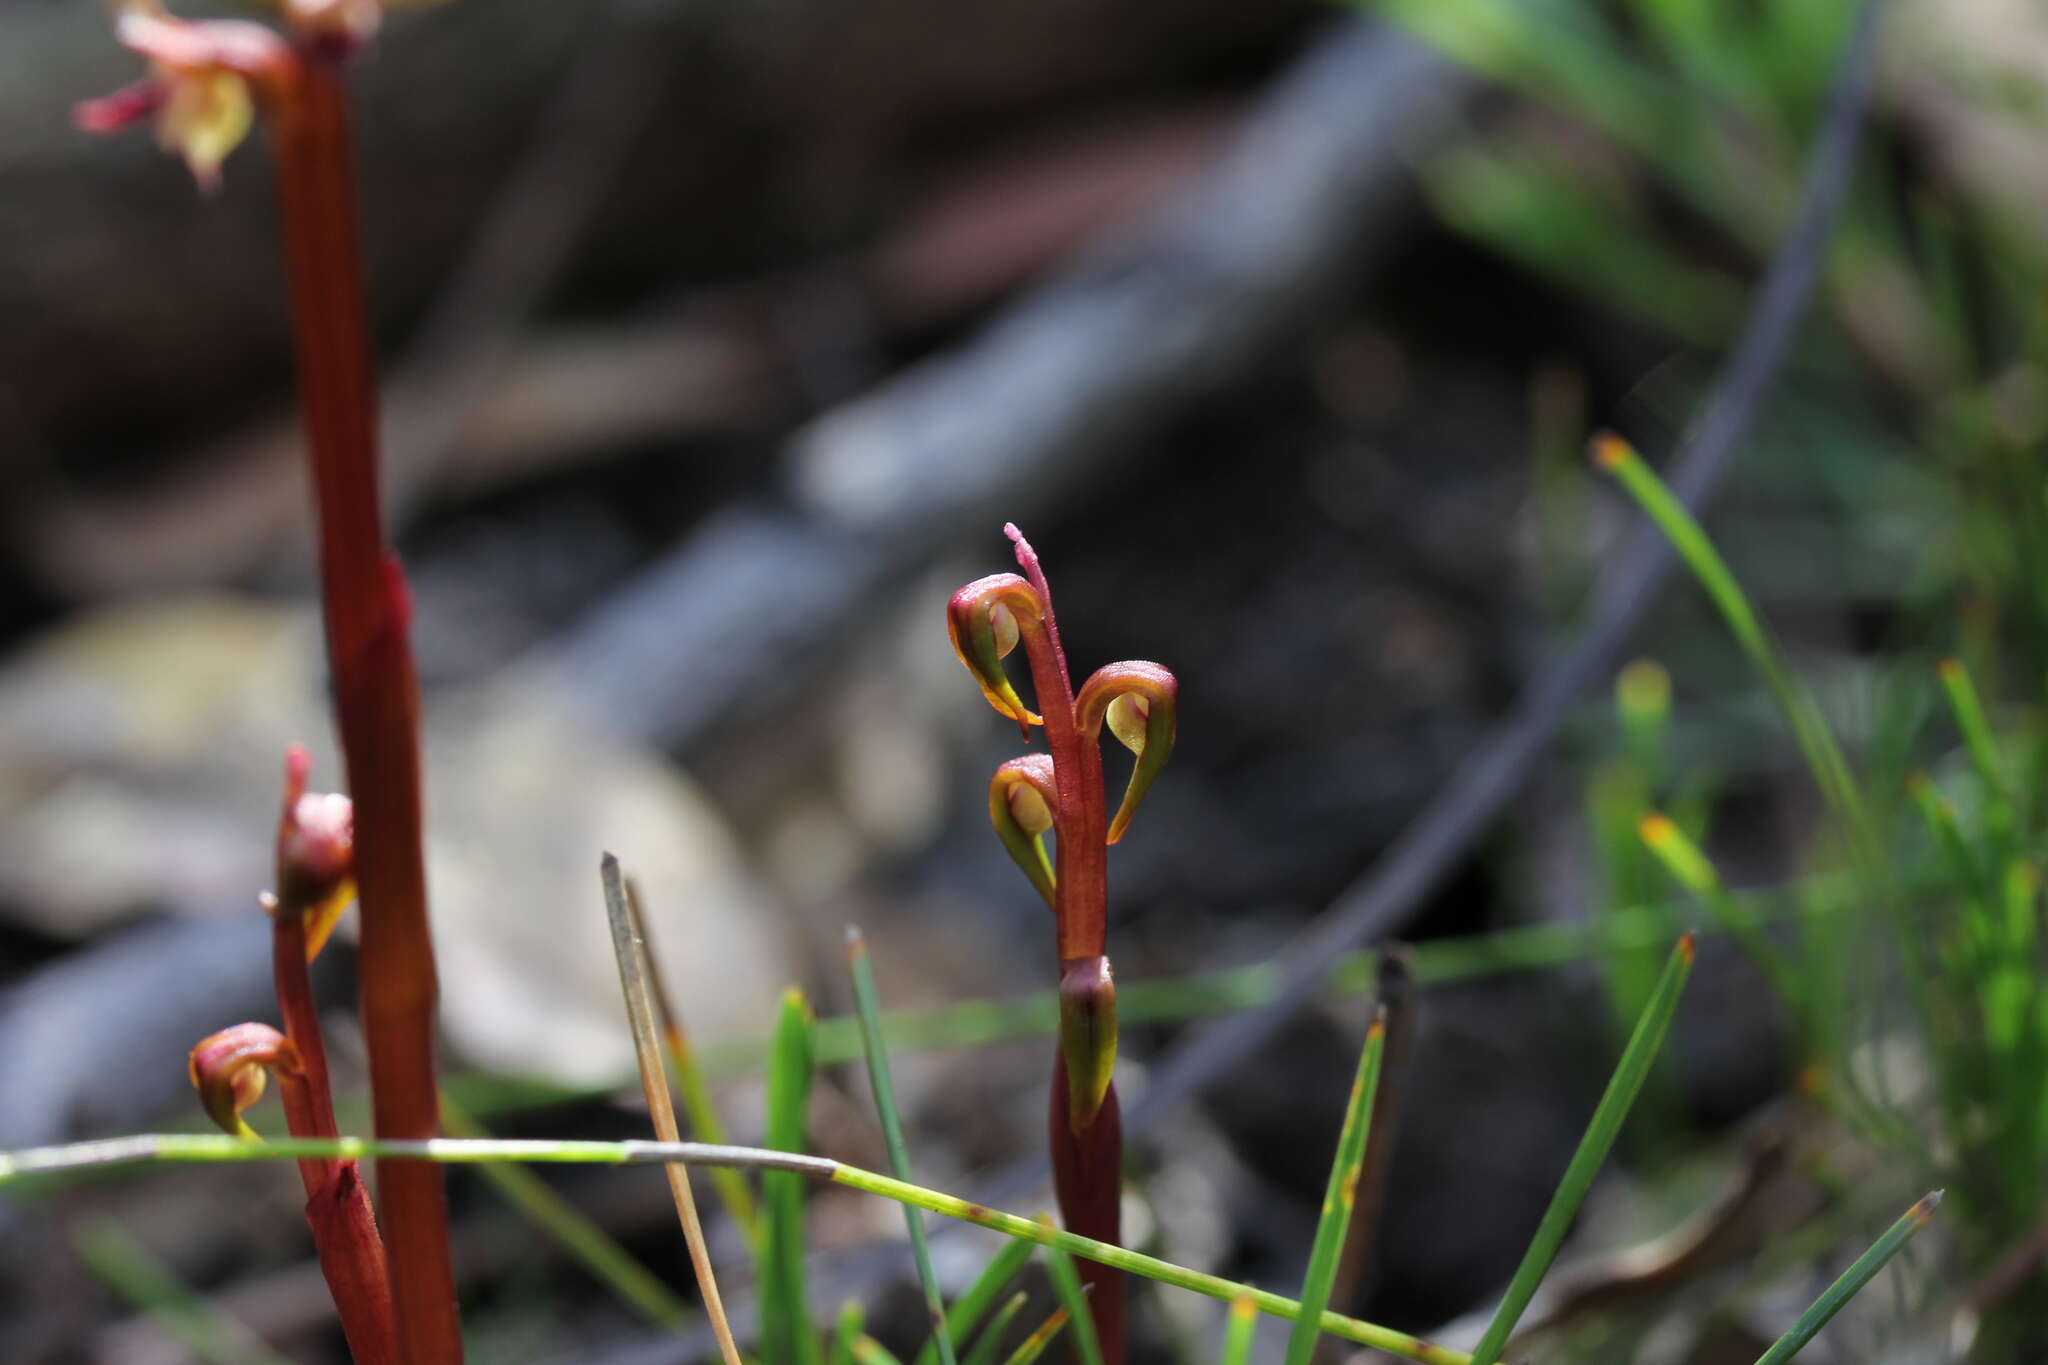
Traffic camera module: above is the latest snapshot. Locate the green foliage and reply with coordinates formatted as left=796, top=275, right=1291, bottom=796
left=1281, top=1013, right=1386, bottom=1365
left=763, top=988, right=823, bottom=1365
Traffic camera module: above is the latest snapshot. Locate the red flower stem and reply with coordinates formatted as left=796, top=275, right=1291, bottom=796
left=272, top=52, right=462, bottom=1365
left=1050, top=1072, right=1126, bottom=1365
left=1005, top=526, right=1108, bottom=960
left=1004, top=526, right=1123, bottom=1364
left=272, top=914, right=402, bottom=1365
left=271, top=913, right=342, bottom=1193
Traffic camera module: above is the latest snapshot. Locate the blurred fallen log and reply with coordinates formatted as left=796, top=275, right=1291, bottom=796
left=16, top=100, right=1243, bottom=599
left=528, top=17, right=1470, bottom=754
left=0, top=0, right=1317, bottom=471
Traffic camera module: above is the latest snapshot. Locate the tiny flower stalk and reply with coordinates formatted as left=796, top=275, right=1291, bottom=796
left=80, top=6, right=458, bottom=1360
left=948, top=525, right=1178, bottom=1365
left=188, top=1018, right=397, bottom=1365
left=187, top=755, right=402, bottom=1365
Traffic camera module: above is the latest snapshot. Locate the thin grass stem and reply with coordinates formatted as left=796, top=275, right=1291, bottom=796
left=763, top=987, right=824, bottom=1365
left=848, top=928, right=958, bottom=1365
left=830, top=1300, right=866, bottom=1365
left=73, top=1217, right=294, bottom=1365
left=1465, top=932, right=1695, bottom=1365
left=961, top=1292, right=1030, bottom=1365
left=1219, top=1295, right=1257, bottom=1365
left=438, top=1094, right=690, bottom=1330
left=1002, top=1307, right=1072, bottom=1365
left=914, top=1237, right=1037, bottom=1365
left=629, top=878, right=761, bottom=1242
left=1043, top=1214, right=1106, bottom=1365
left=1281, top=1011, right=1386, bottom=1365
left=0, top=1133, right=1465, bottom=1365
left=600, top=855, right=741, bottom=1365
left=1751, top=1192, right=1942, bottom=1364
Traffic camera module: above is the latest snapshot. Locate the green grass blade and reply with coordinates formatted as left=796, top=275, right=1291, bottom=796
left=73, top=1216, right=293, bottom=1365
left=914, top=1237, right=1037, bottom=1365
left=1042, top=1214, right=1106, bottom=1365
left=1281, top=1010, right=1387, bottom=1365
left=830, top=1299, right=866, bottom=1365
left=1466, top=932, right=1696, bottom=1365
left=960, top=1291, right=1029, bottom=1365
left=1638, top=813, right=1797, bottom=1001
left=848, top=928, right=958, bottom=1365
left=1595, top=436, right=1868, bottom=843
left=440, top=1093, right=692, bottom=1329
left=1219, top=1294, right=1257, bottom=1365
left=4, top=1132, right=1467, bottom=1365
left=855, top=1336, right=908, bottom=1365
left=1936, top=659, right=2009, bottom=805
left=1752, top=1192, right=1942, bottom=1364
left=1001, top=1307, right=1072, bottom=1365
left=763, top=987, right=823, bottom=1365
left=1906, top=773, right=1988, bottom=905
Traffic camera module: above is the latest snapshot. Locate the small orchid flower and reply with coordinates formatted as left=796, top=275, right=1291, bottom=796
left=189, top=1022, right=303, bottom=1138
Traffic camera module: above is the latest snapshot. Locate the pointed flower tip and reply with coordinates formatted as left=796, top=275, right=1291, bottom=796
left=74, top=79, right=169, bottom=135
left=1076, top=662, right=1177, bottom=843
left=1917, top=1189, right=1945, bottom=1218
left=189, top=1023, right=300, bottom=1137
left=1638, top=811, right=1676, bottom=846
left=1677, top=928, right=1697, bottom=963
left=1591, top=431, right=1633, bottom=471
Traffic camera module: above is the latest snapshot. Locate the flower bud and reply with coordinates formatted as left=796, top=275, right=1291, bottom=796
left=1075, top=662, right=1177, bottom=843
left=189, top=1023, right=302, bottom=1138
left=989, top=755, right=1059, bottom=908
left=1057, top=956, right=1117, bottom=1132
left=271, top=747, right=355, bottom=960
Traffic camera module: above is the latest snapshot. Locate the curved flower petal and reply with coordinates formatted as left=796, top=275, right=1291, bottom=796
left=946, top=573, right=1046, bottom=735
left=989, top=754, right=1059, bottom=909
left=1075, top=661, right=1177, bottom=844
left=189, top=1022, right=302, bottom=1138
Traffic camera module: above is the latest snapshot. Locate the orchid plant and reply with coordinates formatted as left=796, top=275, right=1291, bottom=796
left=947, top=524, right=1179, bottom=1365
left=78, top=2, right=460, bottom=1360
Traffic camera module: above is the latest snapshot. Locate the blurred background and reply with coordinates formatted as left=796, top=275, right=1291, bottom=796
left=3, top=0, right=2045, bottom=1360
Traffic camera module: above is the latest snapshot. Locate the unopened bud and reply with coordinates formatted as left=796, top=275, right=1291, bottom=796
left=271, top=747, right=355, bottom=959
left=1057, top=956, right=1117, bottom=1132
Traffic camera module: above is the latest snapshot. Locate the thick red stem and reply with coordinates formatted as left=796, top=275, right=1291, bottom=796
left=1050, top=1068, right=1125, bottom=1364
left=272, top=55, right=460, bottom=1364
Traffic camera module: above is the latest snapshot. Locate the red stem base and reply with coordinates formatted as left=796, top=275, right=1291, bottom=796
left=1050, top=1066, right=1125, bottom=1364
